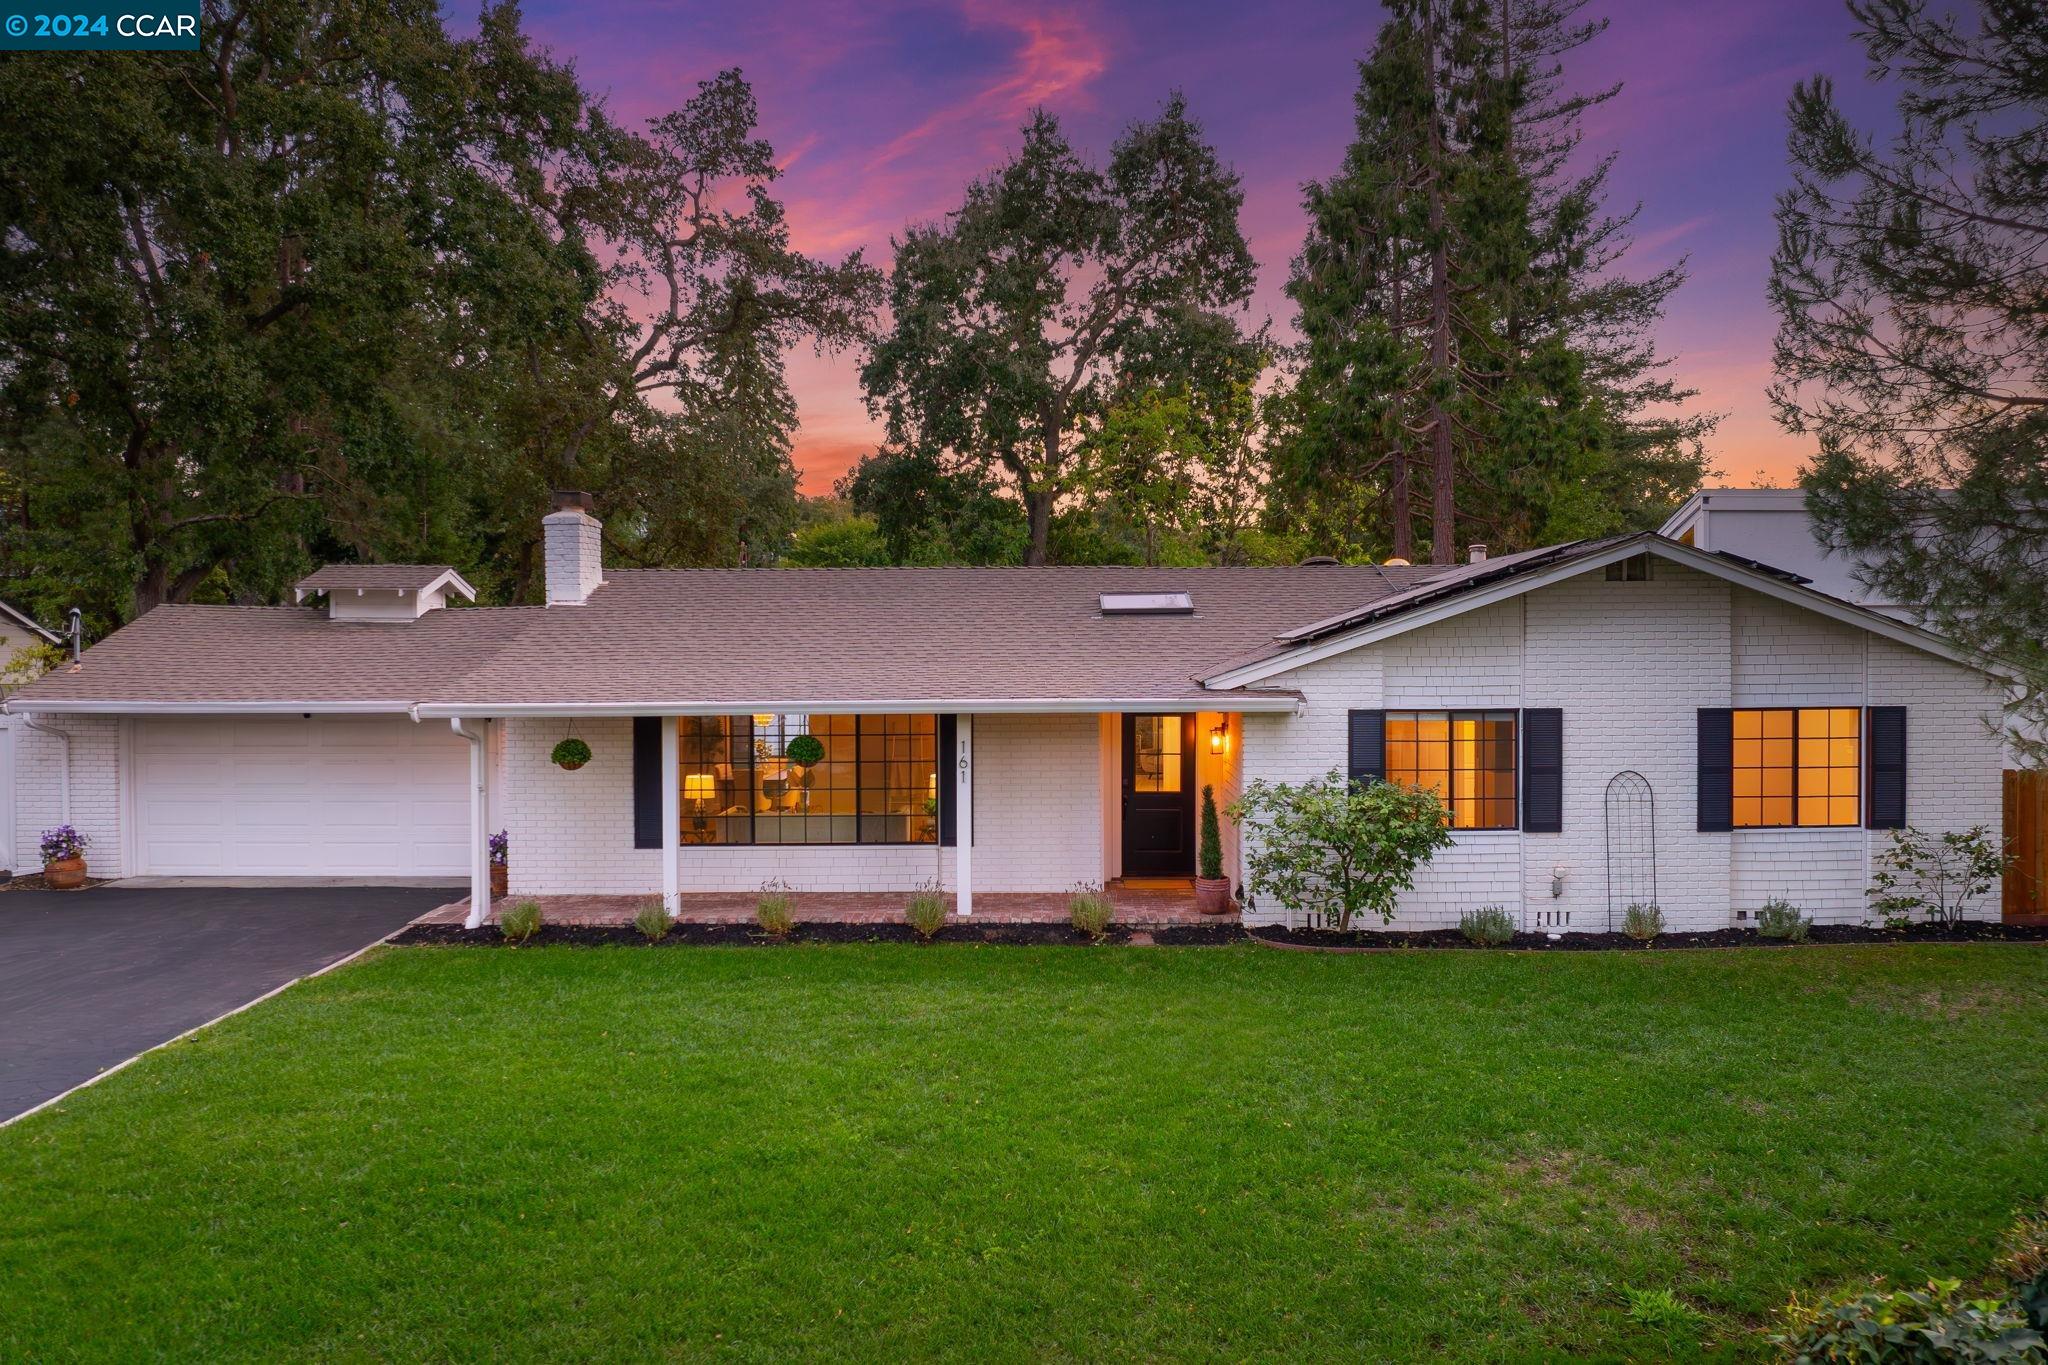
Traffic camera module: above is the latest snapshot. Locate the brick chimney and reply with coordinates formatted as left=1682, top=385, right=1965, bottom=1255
left=543, top=490, right=604, bottom=606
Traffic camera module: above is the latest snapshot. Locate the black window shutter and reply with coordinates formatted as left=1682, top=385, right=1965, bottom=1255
left=937, top=714, right=957, bottom=847
left=1348, top=710, right=1386, bottom=787
left=1866, top=706, right=1907, bottom=830
left=632, top=716, right=661, bottom=849
left=1521, top=708, right=1563, bottom=832
left=1697, top=708, right=1734, bottom=832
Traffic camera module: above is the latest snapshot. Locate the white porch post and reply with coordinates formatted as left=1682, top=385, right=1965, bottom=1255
left=955, top=713, right=973, bottom=918
left=453, top=717, right=490, bottom=929
left=660, top=716, right=680, bottom=919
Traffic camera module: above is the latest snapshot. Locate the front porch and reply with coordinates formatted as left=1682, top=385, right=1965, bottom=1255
left=418, top=881, right=1231, bottom=929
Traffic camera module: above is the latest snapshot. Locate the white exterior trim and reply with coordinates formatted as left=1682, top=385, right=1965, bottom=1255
left=4, top=699, right=420, bottom=716
left=1201, top=537, right=1997, bottom=691
left=292, top=567, right=477, bottom=606
left=412, top=695, right=1305, bottom=719
left=6, top=695, right=1306, bottom=718
left=451, top=718, right=491, bottom=928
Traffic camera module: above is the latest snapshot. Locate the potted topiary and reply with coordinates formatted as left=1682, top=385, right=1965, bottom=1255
left=551, top=737, right=591, bottom=771
left=40, top=825, right=89, bottom=890
left=785, top=733, right=824, bottom=810
left=488, top=830, right=508, bottom=898
left=1195, top=784, right=1231, bottom=913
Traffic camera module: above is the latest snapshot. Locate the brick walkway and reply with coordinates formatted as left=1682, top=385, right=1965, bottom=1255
left=416, top=884, right=1233, bottom=929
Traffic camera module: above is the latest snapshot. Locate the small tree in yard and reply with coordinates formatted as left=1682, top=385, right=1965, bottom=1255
left=1868, top=826, right=2007, bottom=928
left=1230, top=770, right=1454, bottom=930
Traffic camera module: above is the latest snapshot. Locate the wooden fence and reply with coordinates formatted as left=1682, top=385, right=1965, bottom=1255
left=2006, top=769, right=2048, bottom=922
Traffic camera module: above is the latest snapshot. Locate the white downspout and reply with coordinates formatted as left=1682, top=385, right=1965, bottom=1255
left=450, top=718, right=490, bottom=929
left=21, top=716, right=71, bottom=826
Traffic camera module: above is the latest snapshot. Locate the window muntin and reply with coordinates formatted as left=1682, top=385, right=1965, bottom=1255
left=1732, top=707, right=1859, bottom=828
left=1131, top=714, right=1183, bottom=793
left=1605, top=553, right=1653, bottom=581
left=677, top=714, right=937, bottom=846
left=1385, top=710, right=1517, bottom=830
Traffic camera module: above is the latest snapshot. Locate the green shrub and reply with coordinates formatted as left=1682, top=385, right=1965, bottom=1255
left=1069, top=886, right=1113, bottom=940
left=1757, top=898, right=1811, bottom=942
left=1622, top=1286, right=1705, bottom=1348
left=905, top=883, right=947, bottom=941
left=756, top=881, right=795, bottom=938
left=1868, top=824, right=2005, bottom=926
left=1459, top=906, right=1515, bottom=946
left=1999, top=1202, right=2048, bottom=1332
left=633, top=899, right=671, bottom=942
left=549, top=737, right=591, bottom=769
left=499, top=899, right=543, bottom=944
left=1772, top=1279, right=2044, bottom=1362
left=1231, top=770, right=1456, bottom=930
left=1198, top=784, right=1224, bottom=881
left=1622, top=903, right=1664, bottom=942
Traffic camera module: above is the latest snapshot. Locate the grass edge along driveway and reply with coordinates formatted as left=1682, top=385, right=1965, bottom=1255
left=1, top=941, right=2043, bottom=1361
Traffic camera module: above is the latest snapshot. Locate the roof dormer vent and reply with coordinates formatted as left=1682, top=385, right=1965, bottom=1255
left=293, top=565, right=476, bottom=622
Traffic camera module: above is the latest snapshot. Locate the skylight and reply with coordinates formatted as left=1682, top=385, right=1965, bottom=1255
left=1099, top=591, right=1194, bottom=616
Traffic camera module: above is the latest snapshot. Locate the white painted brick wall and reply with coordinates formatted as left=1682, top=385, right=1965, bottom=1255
left=10, top=715, right=124, bottom=878
left=542, top=509, right=604, bottom=606
left=497, top=712, right=1101, bottom=896
left=1236, top=563, right=2007, bottom=931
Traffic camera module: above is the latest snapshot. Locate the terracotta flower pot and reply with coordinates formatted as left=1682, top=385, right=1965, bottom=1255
left=490, top=864, right=508, bottom=898
left=1194, top=876, right=1232, bottom=915
left=556, top=758, right=586, bottom=771
left=44, top=857, right=87, bottom=891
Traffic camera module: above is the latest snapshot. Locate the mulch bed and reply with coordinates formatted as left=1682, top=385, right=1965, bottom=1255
left=391, top=920, right=1247, bottom=948
left=390, top=918, right=2047, bottom=951
left=1248, top=920, right=2048, bottom=952
left=0, top=871, right=112, bottom=893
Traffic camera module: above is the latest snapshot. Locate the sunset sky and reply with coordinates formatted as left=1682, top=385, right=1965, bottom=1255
left=510, top=0, right=1898, bottom=494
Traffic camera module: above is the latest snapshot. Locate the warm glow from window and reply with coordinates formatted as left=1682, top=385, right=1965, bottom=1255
left=1733, top=707, right=1859, bottom=828
left=1132, top=715, right=1182, bottom=792
left=676, top=714, right=937, bottom=845
left=1385, top=711, right=1517, bottom=829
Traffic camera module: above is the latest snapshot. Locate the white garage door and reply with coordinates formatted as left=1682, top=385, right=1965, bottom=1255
left=134, top=717, right=470, bottom=877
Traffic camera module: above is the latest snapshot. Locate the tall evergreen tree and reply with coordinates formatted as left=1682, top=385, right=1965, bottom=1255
left=1284, top=0, right=1709, bottom=563
left=1771, top=0, right=2048, bottom=762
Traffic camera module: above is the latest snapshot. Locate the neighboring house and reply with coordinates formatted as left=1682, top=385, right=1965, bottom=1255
left=0, top=599, right=60, bottom=874
left=1659, top=487, right=1906, bottom=616
left=0, top=597, right=61, bottom=682
left=2, top=494, right=2017, bottom=929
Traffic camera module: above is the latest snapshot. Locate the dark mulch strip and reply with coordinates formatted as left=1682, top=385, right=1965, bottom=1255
left=391, top=918, right=2048, bottom=952
left=391, top=920, right=1249, bottom=949
left=0, top=872, right=112, bottom=893
left=1249, top=920, right=2048, bottom=952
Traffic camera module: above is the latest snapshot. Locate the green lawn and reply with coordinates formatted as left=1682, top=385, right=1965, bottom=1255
left=2, top=944, right=2045, bottom=1360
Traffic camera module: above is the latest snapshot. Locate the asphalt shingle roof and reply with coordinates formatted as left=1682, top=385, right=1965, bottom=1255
left=10, top=564, right=1453, bottom=710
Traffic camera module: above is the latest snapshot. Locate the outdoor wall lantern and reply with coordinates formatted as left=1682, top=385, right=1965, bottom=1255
left=1209, top=718, right=1229, bottom=754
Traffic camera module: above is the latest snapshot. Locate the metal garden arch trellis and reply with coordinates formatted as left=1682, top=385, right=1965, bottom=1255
left=1604, top=770, right=1657, bottom=932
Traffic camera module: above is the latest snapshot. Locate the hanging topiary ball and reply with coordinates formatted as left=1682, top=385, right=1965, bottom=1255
left=785, top=733, right=825, bottom=767
left=551, top=737, right=592, bottom=770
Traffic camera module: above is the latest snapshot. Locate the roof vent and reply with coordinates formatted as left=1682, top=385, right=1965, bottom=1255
left=1468, top=544, right=1488, bottom=563
left=1099, top=591, right=1193, bottom=616
left=1382, top=557, right=1412, bottom=567
left=293, top=565, right=476, bottom=622
left=1299, top=555, right=1341, bottom=566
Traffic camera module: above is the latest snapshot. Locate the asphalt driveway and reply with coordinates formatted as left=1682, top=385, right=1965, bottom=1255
left=0, top=886, right=450, bottom=1123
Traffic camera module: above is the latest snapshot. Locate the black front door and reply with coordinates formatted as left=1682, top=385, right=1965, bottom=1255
left=1121, top=713, right=1196, bottom=877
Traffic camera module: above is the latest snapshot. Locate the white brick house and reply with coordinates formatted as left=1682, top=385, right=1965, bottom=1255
left=3, top=498, right=2017, bottom=931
